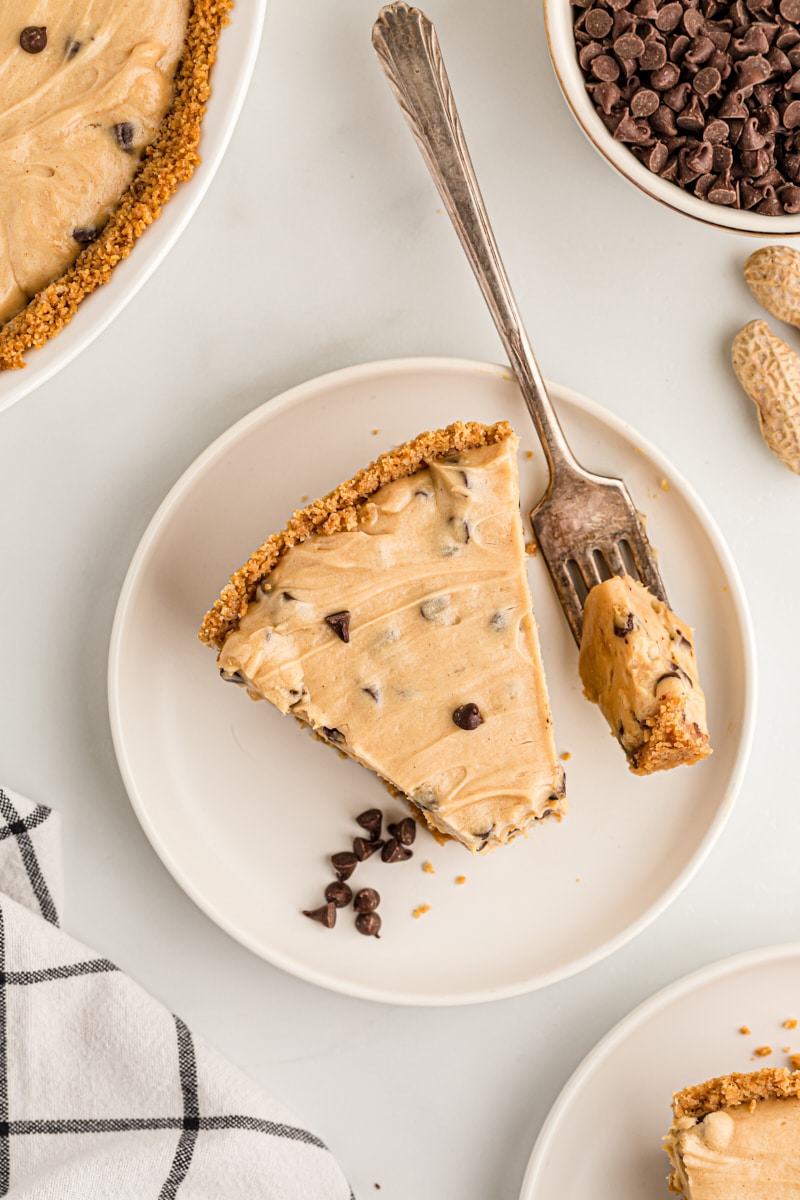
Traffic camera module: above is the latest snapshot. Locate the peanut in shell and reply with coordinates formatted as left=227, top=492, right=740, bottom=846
left=731, top=319, right=800, bottom=476
left=744, top=246, right=800, bottom=330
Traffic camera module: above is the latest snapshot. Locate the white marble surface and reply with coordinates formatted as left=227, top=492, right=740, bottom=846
left=2, top=0, right=799, bottom=1196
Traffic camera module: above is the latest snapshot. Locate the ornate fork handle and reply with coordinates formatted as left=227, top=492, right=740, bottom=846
left=372, top=2, right=578, bottom=481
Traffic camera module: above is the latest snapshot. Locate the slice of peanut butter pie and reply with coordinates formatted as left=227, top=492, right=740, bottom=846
left=665, top=1068, right=800, bottom=1198
left=199, top=420, right=566, bottom=853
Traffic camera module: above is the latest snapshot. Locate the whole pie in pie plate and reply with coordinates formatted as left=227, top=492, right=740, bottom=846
left=0, top=0, right=266, bottom=416
left=108, top=358, right=755, bottom=1005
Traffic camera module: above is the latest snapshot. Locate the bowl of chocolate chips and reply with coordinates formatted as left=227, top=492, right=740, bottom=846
left=545, top=0, right=800, bottom=231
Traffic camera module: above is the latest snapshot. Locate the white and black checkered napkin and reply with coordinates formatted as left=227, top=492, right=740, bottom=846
left=0, top=786, right=353, bottom=1199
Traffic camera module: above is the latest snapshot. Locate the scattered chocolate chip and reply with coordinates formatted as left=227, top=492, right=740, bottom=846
left=356, top=808, right=383, bottom=837
left=452, top=703, right=484, bottom=730
left=614, top=613, right=635, bottom=637
left=324, top=610, right=351, bottom=643
left=72, top=227, right=100, bottom=245
left=66, top=39, right=81, bottom=59
left=281, top=591, right=297, bottom=602
left=325, top=881, right=353, bottom=908
left=387, top=817, right=417, bottom=846
left=355, top=912, right=381, bottom=937
left=20, top=26, right=47, bottom=53
left=381, top=838, right=412, bottom=864
left=354, top=888, right=381, bottom=913
left=353, top=836, right=383, bottom=861
left=303, top=903, right=336, bottom=928
left=111, top=121, right=135, bottom=153
left=331, top=852, right=358, bottom=881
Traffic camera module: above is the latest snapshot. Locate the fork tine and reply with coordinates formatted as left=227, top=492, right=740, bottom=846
left=620, top=528, right=668, bottom=604
left=602, top=542, right=627, bottom=578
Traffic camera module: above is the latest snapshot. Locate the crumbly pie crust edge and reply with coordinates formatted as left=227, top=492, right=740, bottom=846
left=672, top=1066, right=800, bottom=1121
left=0, top=0, right=234, bottom=372
left=198, top=419, right=515, bottom=650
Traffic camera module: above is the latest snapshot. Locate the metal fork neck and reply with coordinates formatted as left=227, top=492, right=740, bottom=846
left=372, top=2, right=580, bottom=481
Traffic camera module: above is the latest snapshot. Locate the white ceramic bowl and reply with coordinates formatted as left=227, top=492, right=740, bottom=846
left=0, top=1, right=267, bottom=417
left=544, top=0, right=800, bottom=235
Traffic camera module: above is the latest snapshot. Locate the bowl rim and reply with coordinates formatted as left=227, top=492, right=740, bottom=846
left=543, top=0, right=800, bottom=235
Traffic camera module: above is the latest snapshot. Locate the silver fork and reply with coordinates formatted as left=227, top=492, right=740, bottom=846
left=372, top=2, right=667, bottom=645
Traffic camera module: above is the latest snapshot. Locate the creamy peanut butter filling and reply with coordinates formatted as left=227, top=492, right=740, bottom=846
left=578, top=574, right=710, bottom=774
left=218, top=436, right=566, bottom=853
left=666, top=1097, right=800, bottom=1198
left=0, top=0, right=190, bottom=323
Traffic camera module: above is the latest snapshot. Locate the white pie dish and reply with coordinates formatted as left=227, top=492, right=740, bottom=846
left=0, top=0, right=267, bottom=416
left=108, top=356, right=756, bottom=1006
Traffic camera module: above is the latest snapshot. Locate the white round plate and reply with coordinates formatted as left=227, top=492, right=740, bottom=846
left=0, top=1, right=267, bottom=417
left=108, top=358, right=755, bottom=1006
left=520, top=943, right=800, bottom=1198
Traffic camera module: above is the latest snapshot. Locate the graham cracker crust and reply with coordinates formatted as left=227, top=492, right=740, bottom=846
left=198, top=419, right=514, bottom=650
left=0, top=0, right=234, bottom=372
left=672, top=1067, right=800, bottom=1122
left=630, top=693, right=712, bottom=775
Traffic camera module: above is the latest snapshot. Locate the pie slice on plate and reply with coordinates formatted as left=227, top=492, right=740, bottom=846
left=199, top=419, right=566, bottom=853
left=664, top=1067, right=800, bottom=1198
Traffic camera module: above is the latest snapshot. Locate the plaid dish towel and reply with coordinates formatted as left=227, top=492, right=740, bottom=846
left=0, top=786, right=353, bottom=1200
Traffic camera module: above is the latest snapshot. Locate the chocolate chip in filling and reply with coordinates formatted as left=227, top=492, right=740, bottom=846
left=19, top=26, right=47, bottom=54
left=324, top=610, right=351, bottom=643
left=452, top=703, right=484, bottom=730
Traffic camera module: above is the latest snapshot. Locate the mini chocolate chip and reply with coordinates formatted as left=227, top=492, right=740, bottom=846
left=325, top=881, right=353, bottom=908
left=219, top=668, right=247, bottom=685
left=20, top=26, right=47, bottom=53
left=331, top=851, right=359, bottom=881
left=355, top=912, right=381, bottom=937
left=420, top=595, right=450, bottom=620
left=657, top=2, right=683, bottom=30
left=66, top=39, right=81, bottom=59
left=694, top=65, right=722, bottom=94
left=592, top=53, right=621, bottom=80
left=615, top=32, right=646, bottom=56
left=303, top=902, right=336, bottom=928
left=111, top=121, right=135, bottom=153
left=72, top=227, right=100, bottom=245
left=589, top=79, right=622, bottom=112
left=739, top=115, right=766, bottom=148
left=321, top=726, right=345, bottom=745
left=614, top=613, right=635, bottom=637
left=354, top=888, right=381, bottom=913
left=683, top=10, right=706, bottom=37
left=640, top=39, right=669, bottom=69
left=353, top=836, right=383, bottom=861
left=381, top=838, right=412, bottom=864
left=387, top=817, right=417, bottom=846
left=452, top=703, right=484, bottom=730
left=631, top=86, right=660, bottom=115
left=324, top=610, right=351, bottom=643
left=356, top=808, right=383, bottom=837
left=586, top=8, right=614, bottom=36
